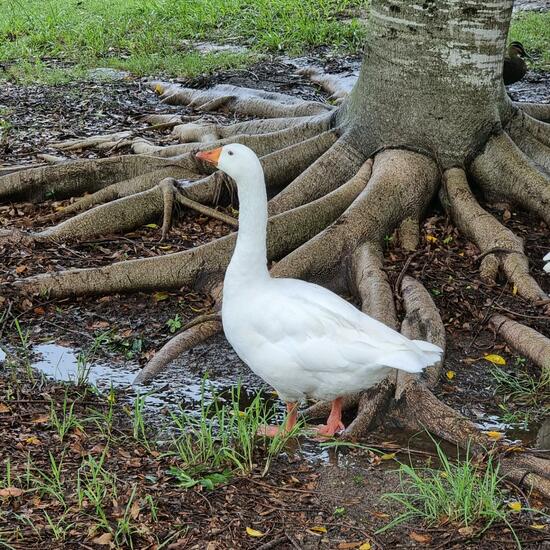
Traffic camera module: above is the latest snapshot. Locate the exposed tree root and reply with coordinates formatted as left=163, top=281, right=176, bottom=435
left=272, top=149, right=439, bottom=282
left=442, top=167, right=547, bottom=303
left=398, top=217, right=420, bottom=251
left=514, top=102, right=550, bottom=122
left=51, top=131, right=134, bottom=152
left=134, top=314, right=222, bottom=384
left=506, top=111, right=550, bottom=173
left=520, top=113, right=550, bottom=149
left=296, top=66, right=357, bottom=102
left=0, top=155, right=190, bottom=202
left=15, top=163, right=368, bottom=297
left=470, top=133, right=550, bottom=227
left=351, top=241, right=398, bottom=329
left=148, top=81, right=333, bottom=118
left=490, top=314, right=550, bottom=377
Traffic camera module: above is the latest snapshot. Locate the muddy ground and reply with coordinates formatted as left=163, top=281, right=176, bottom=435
left=1, top=55, right=550, bottom=549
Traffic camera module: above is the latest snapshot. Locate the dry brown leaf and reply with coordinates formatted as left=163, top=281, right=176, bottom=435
left=130, top=499, right=140, bottom=520
left=25, top=436, right=41, bottom=445
left=92, top=532, right=113, bottom=545
left=458, top=526, right=474, bottom=536
left=0, top=403, right=10, bottom=414
left=0, top=487, right=23, bottom=497
left=409, top=531, right=432, bottom=544
left=31, top=414, right=50, bottom=424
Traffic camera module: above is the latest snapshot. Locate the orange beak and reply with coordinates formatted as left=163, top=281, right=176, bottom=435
left=196, top=147, right=222, bottom=166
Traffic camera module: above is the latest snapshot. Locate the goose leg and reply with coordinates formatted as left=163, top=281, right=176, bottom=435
left=313, top=397, right=345, bottom=437
left=257, top=402, right=298, bottom=437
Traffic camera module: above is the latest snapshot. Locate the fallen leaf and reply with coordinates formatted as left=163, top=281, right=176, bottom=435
left=154, top=84, right=163, bottom=94
left=92, top=532, right=113, bottom=545
left=485, top=431, right=504, bottom=440
left=530, top=524, right=546, bottom=530
left=91, top=320, right=110, bottom=329
left=338, top=543, right=361, bottom=549
left=153, top=292, right=169, bottom=302
left=33, top=306, right=45, bottom=315
left=426, top=235, right=438, bottom=243
left=446, top=370, right=456, bottom=380
left=25, top=436, right=41, bottom=445
left=512, top=284, right=518, bottom=296
left=145, top=223, right=159, bottom=229
left=0, top=487, right=23, bottom=497
left=0, top=403, right=10, bottom=413
left=458, top=526, right=474, bottom=536
left=130, top=500, right=140, bottom=520
left=359, top=543, right=372, bottom=550
left=31, top=414, right=50, bottom=424
left=508, top=501, right=522, bottom=512
left=15, top=265, right=27, bottom=274
left=309, top=525, right=328, bottom=534
left=483, top=354, right=506, bottom=365
left=381, top=453, right=396, bottom=460
left=409, top=531, right=432, bottom=544
left=245, top=527, right=265, bottom=538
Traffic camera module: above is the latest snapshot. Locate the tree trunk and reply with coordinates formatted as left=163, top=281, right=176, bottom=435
left=341, top=0, right=513, bottom=167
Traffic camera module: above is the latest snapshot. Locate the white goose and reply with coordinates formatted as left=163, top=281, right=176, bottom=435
left=544, top=252, right=550, bottom=273
left=196, top=144, right=443, bottom=437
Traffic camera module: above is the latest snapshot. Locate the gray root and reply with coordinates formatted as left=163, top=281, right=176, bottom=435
left=351, top=240, right=398, bottom=329
left=0, top=154, right=195, bottom=203
left=520, top=113, right=550, bottom=149
left=513, top=102, right=550, bottom=122
left=268, top=138, right=365, bottom=215
left=132, top=115, right=333, bottom=159
left=396, top=275, right=446, bottom=397
left=506, top=111, right=550, bottom=173
left=500, top=454, right=550, bottom=500
left=51, top=131, right=133, bottom=152
left=490, top=314, right=550, bottom=377
left=272, top=149, right=439, bottom=284
left=134, top=316, right=222, bottom=384
left=442, top=167, right=547, bottom=303
left=470, top=132, right=550, bottom=227
left=398, top=217, right=420, bottom=251
left=296, top=66, right=357, bottom=102
left=148, top=81, right=333, bottom=118
left=17, top=160, right=367, bottom=297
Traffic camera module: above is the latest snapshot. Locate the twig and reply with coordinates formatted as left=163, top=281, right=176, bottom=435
left=176, top=193, right=239, bottom=228
left=257, top=534, right=287, bottom=549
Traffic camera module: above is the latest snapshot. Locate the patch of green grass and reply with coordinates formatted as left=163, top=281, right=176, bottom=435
left=0, top=0, right=367, bottom=83
left=491, top=360, right=549, bottom=428
left=509, top=11, right=550, bottom=70
left=168, top=381, right=301, bottom=487
left=378, top=440, right=519, bottom=546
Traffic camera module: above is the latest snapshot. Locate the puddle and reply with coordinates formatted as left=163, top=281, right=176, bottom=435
left=184, top=41, right=248, bottom=55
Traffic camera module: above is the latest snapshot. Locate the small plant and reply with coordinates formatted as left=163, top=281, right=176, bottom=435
left=166, top=314, right=182, bottom=333
left=131, top=393, right=153, bottom=450
left=49, top=393, right=82, bottom=442
left=114, top=484, right=140, bottom=549
left=31, top=453, right=66, bottom=508
left=378, top=440, right=520, bottom=546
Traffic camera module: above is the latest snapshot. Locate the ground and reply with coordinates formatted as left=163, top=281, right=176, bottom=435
left=1, top=48, right=550, bottom=547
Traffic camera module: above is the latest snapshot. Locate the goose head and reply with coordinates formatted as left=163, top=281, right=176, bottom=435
left=196, top=144, right=262, bottom=183
left=508, top=41, right=531, bottom=59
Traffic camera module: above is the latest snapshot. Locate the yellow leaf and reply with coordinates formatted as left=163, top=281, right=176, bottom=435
left=145, top=223, right=158, bottom=229
left=309, top=526, right=328, bottom=533
left=154, top=84, right=163, bottom=94
left=508, top=501, right=522, bottom=512
left=25, top=436, right=41, bottom=445
left=484, top=354, right=506, bottom=365
left=426, top=235, right=438, bottom=243
left=381, top=453, right=396, bottom=460
left=359, top=543, right=372, bottom=550
left=530, top=524, right=546, bottom=530
left=512, top=284, right=518, bottom=296
left=485, top=431, right=504, bottom=440
left=153, top=292, right=169, bottom=302
left=246, top=527, right=265, bottom=538
left=0, top=403, right=10, bottom=414
left=159, top=245, right=172, bottom=250
left=446, top=370, right=456, bottom=380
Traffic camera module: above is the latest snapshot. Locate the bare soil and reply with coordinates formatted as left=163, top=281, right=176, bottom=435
left=1, top=59, right=549, bottom=548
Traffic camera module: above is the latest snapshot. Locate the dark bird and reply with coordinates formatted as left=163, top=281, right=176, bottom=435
left=503, top=41, right=531, bottom=85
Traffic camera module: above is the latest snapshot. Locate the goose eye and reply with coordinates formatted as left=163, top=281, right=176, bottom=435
left=228, top=150, right=234, bottom=156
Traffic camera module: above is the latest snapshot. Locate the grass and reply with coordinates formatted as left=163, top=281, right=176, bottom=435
left=491, top=359, right=550, bottom=428
left=0, top=0, right=367, bottom=83
left=509, top=10, right=550, bottom=70
left=379, top=440, right=521, bottom=547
